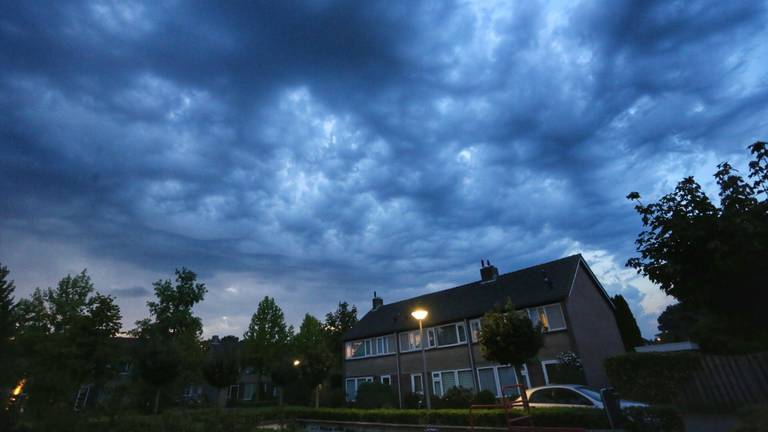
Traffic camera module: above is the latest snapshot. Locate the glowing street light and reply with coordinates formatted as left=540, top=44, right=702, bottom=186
left=411, top=308, right=431, bottom=410
left=293, top=359, right=301, bottom=367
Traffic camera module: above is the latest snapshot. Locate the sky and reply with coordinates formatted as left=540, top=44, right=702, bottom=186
left=1, top=0, right=767, bottom=339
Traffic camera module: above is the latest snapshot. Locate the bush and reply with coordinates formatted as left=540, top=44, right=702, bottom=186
left=623, top=406, right=685, bottom=432
left=402, top=392, right=422, bottom=409
left=354, top=383, right=395, bottom=409
left=605, top=352, right=700, bottom=403
left=732, top=404, right=768, bottom=432
left=77, top=405, right=683, bottom=432
left=472, top=390, right=497, bottom=405
left=439, top=387, right=474, bottom=408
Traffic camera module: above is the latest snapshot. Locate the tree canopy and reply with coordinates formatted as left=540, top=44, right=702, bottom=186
left=0, top=263, right=16, bottom=388
left=295, top=313, right=333, bottom=408
left=13, top=270, right=122, bottom=416
left=627, top=142, right=768, bottom=352
left=479, top=299, right=543, bottom=371
left=243, top=296, right=293, bottom=373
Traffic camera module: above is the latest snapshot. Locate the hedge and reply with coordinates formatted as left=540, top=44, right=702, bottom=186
left=80, top=405, right=683, bottom=432
left=605, top=351, right=701, bottom=404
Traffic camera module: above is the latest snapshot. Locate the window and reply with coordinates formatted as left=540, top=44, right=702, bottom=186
left=475, top=366, right=524, bottom=397
left=427, top=328, right=436, bottom=347
left=477, top=368, right=496, bottom=395
left=457, top=323, right=467, bottom=343
left=381, top=375, right=391, bottom=386
left=541, top=360, right=560, bottom=384
left=242, top=383, right=255, bottom=401
left=118, top=361, right=132, bottom=375
left=470, top=319, right=482, bottom=342
left=526, top=304, right=566, bottom=332
left=497, top=366, right=519, bottom=397
left=228, top=384, right=239, bottom=400
left=399, top=331, right=422, bottom=352
left=411, top=374, right=423, bottom=394
left=183, top=384, right=202, bottom=397
left=345, top=377, right=373, bottom=401
left=346, top=336, right=393, bottom=359
left=376, top=337, right=388, bottom=354
left=432, top=369, right=474, bottom=397
left=436, top=324, right=459, bottom=345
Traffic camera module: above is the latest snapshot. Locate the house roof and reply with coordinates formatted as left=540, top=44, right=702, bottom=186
left=343, top=254, right=583, bottom=341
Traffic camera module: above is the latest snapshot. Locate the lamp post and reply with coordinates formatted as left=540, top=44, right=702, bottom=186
left=411, top=308, right=431, bottom=410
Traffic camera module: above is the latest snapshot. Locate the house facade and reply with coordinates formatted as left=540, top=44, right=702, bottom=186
left=341, top=254, right=625, bottom=405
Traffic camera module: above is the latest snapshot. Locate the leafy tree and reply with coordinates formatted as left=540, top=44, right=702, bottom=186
left=13, top=271, right=122, bottom=423
left=656, top=303, right=700, bottom=343
left=202, top=338, right=240, bottom=408
left=243, top=296, right=292, bottom=400
left=132, top=268, right=207, bottom=412
left=324, top=301, right=358, bottom=356
left=0, top=264, right=16, bottom=387
left=627, top=142, right=768, bottom=352
left=270, top=345, right=300, bottom=406
left=612, top=294, right=644, bottom=351
left=295, top=314, right=334, bottom=408
left=479, top=299, right=543, bottom=386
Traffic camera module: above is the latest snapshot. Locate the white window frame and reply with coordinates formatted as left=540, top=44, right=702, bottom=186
left=399, top=330, right=422, bottom=352
left=400, top=322, right=469, bottom=353
left=376, top=336, right=388, bottom=354
left=345, top=376, right=373, bottom=401
left=411, top=373, right=423, bottom=394
left=475, top=365, right=529, bottom=397
left=380, top=375, right=391, bottom=386
left=526, top=303, right=567, bottom=332
left=431, top=368, right=474, bottom=397
left=228, top=384, right=239, bottom=400
left=346, top=336, right=394, bottom=359
left=541, top=359, right=561, bottom=384
left=469, top=319, right=482, bottom=342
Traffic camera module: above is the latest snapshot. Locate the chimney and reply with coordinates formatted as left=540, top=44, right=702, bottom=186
left=480, top=259, right=499, bottom=283
left=372, top=291, right=384, bottom=311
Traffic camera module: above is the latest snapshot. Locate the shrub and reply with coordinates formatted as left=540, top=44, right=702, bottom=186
left=402, top=392, right=422, bottom=409
left=731, top=404, right=768, bottom=432
left=604, top=352, right=700, bottom=403
left=440, top=387, right=474, bottom=408
left=354, top=383, right=395, bottom=409
left=472, top=390, right=497, bottom=405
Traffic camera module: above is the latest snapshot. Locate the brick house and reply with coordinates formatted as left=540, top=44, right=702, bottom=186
left=341, top=254, right=625, bottom=405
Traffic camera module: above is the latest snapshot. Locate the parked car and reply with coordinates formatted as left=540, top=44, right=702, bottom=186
left=513, top=384, right=648, bottom=409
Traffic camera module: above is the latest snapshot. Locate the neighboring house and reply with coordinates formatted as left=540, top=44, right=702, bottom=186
left=341, top=254, right=625, bottom=405
left=74, top=336, right=273, bottom=410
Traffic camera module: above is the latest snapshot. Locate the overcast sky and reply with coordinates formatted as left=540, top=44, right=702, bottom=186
left=2, top=0, right=767, bottom=338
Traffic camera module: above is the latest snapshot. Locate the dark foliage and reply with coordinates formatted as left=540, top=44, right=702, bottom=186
left=354, top=382, right=395, bottom=408
left=627, top=142, right=768, bottom=353
left=479, top=299, right=544, bottom=370
left=612, top=294, right=643, bottom=350
left=604, top=352, right=700, bottom=404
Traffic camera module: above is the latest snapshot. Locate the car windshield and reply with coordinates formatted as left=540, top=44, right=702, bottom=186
left=576, top=386, right=602, bottom=401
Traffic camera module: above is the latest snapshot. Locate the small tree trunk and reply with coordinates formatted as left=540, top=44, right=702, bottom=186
left=314, top=384, right=320, bottom=408
left=153, top=389, right=161, bottom=415
left=278, top=386, right=284, bottom=406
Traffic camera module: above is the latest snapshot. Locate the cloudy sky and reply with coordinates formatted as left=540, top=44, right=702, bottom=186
left=2, top=0, right=767, bottom=338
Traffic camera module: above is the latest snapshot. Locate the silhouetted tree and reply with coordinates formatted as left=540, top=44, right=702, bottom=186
left=243, top=296, right=292, bottom=401
left=295, top=314, right=333, bottom=408
left=479, top=299, right=543, bottom=388
left=627, top=142, right=768, bottom=352
left=132, top=268, right=207, bottom=413
left=202, top=339, right=240, bottom=408
left=612, top=294, right=643, bottom=351
left=656, top=303, right=700, bottom=343
left=0, top=264, right=16, bottom=387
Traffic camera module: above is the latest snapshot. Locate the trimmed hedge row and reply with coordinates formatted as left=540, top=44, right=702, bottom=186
left=83, top=405, right=682, bottom=432
left=605, top=352, right=701, bottom=404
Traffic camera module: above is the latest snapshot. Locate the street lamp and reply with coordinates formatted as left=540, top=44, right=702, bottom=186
left=293, top=359, right=301, bottom=367
left=411, top=308, right=431, bottom=410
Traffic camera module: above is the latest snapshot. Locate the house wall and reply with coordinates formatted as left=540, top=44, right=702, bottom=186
left=564, top=263, right=626, bottom=388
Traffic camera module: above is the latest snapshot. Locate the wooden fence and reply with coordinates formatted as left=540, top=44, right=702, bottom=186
left=677, top=352, right=768, bottom=408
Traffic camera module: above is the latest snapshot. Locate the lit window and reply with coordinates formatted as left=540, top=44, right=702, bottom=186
left=470, top=319, right=482, bottom=342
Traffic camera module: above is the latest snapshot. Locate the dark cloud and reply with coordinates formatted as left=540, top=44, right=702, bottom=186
left=112, top=286, right=151, bottom=298
left=2, top=0, right=767, bottom=337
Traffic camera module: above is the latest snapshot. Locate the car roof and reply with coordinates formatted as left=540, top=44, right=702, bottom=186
left=527, top=384, right=583, bottom=392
